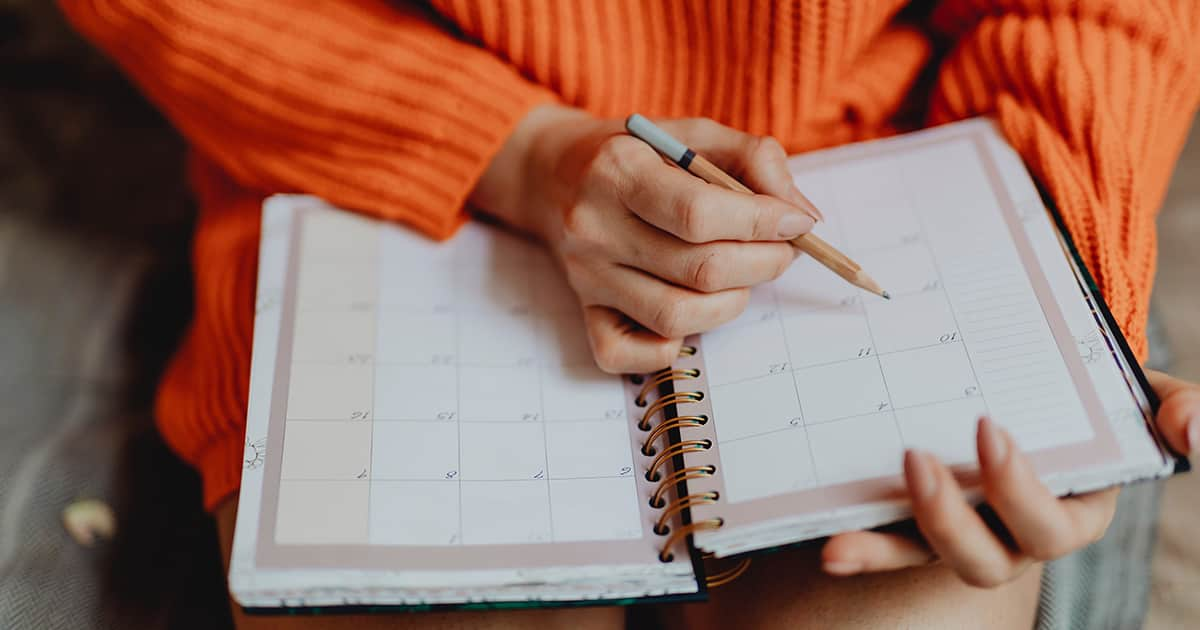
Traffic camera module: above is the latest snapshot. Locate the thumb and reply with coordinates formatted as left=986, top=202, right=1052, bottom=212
left=1145, top=369, right=1200, bottom=456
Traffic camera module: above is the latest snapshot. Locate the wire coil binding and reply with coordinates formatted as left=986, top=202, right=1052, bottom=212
left=633, top=352, right=745, bottom=582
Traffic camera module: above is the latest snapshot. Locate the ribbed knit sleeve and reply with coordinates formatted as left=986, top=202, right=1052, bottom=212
left=58, top=0, right=556, bottom=238
left=928, top=0, right=1200, bottom=359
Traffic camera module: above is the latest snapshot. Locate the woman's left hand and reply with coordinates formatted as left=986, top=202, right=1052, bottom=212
left=821, top=369, right=1200, bottom=587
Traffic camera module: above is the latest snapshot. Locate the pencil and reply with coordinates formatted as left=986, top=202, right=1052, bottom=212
left=624, top=114, right=889, bottom=300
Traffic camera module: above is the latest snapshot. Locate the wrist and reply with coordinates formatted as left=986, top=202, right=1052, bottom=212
left=469, top=104, right=610, bottom=244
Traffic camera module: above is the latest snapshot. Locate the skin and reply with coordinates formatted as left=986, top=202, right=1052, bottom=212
left=216, top=105, right=1200, bottom=627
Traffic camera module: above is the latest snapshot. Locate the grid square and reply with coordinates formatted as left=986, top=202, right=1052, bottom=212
left=806, top=412, right=905, bottom=484
left=460, top=480, right=552, bottom=545
left=782, top=304, right=873, bottom=369
left=549, top=478, right=643, bottom=542
left=878, top=343, right=979, bottom=410
left=280, top=421, right=371, bottom=480
left=702, top=319, right=789, bottom=387
left=458, top=312, right=538, bottom=365
left=377, top=264, right=455, bottom=309
left=275, top=480, right=369, bottom=544
left=853, top=245, right=940, bottom=298
left=373, top=364, right=457, bottom=421
left=774, top=255, right=858, bottom=311
left=717, top=429, right=817, bottom=504
left=286, top=363, right=372, bottom=420
left=710, top=372, right=803, bottom=443
left=540, top=364, right=627, bottom=421
left=460, top=422, right=547, bottom=481
left=291, top=310, right=374, bottom=363
left=792, top=358, right=890, bottom=423
left=454, top=264, right=531, bottom=312
left=369, top=481, right=460, bottom=546
left=538, top=312, right=593, bottom=366
left=545, top=421, right=634, bottom=479
left=458, top=365, right=541, bottom=421
left=865, top=290, right=958, bottom=354
left=894, top=398, right=988, bottom=466
left=375, top=312, right=456, bottom=364
left=296, top=261, right=377, bottom=310
left=371, top=421, right=460, bottom=480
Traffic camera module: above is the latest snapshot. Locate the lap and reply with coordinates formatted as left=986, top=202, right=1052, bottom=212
left=214, top=498, right=1040, bottom=630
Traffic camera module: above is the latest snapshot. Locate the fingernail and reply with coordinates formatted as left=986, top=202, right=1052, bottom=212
left=777, top=212, right=816, bottom=239
left=823, top=560, right=862, bottom=576
left=978, top=417, right=1009, bottom=469
left=905, top=450, right=939, bottom=501
left=789, top=185, right=825, bottom=222
left=1187, top=416, right=1200, bottom=454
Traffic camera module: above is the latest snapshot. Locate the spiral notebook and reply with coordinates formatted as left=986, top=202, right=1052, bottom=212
left=229, top=119, right=1185, bottom=611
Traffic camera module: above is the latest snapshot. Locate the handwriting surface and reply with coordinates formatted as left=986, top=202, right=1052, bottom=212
left=273, top=209, right=644, bottom=547
left=702, top=130, right=1102, bottom=505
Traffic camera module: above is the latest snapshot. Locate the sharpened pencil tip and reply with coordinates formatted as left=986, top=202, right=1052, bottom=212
left=881, top=291, right=891, bottom=300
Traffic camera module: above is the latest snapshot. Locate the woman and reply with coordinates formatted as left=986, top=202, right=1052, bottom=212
left=60, top=0, right=1199, bottom=628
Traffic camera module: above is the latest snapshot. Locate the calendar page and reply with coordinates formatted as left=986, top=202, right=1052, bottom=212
left=671, top=120, right=1175, bottom=555
left=227, top=197, right=698, bottom=608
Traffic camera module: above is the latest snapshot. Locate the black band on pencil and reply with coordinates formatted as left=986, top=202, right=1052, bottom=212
left=677, top=149, right=695, bottom=169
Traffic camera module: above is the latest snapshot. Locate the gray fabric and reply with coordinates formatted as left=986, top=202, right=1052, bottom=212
left=1034, top=311, right=1173, bottom=630
left=0, top=3, right=230, bottom=628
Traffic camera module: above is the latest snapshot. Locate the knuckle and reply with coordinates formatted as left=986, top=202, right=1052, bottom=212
left=595, top=135, right=644, bottom=175
left=964, top=566, right=1010, bottom=589
left=771, top=246, right=795, bottom=279
left=651, top=298, right=688, bottom=338
left=590, top=335, right=624, bottom=374
left=752, top=134, right=786, bottom=162
left=748, top=199, right=775, bottom=240
left=687, top=250, right=724, bottom=292
left=674, top=190, right=708, bottom=241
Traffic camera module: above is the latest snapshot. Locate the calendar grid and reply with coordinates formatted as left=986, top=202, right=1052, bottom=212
left=270, top=213, right=650, bottom=549
left=768, top=282, right=822, bottom=484
left=824, top=177, right=906, bottom=453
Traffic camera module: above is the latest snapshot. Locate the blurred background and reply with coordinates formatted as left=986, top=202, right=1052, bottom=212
left=0, top=2, right=1195, bottom=629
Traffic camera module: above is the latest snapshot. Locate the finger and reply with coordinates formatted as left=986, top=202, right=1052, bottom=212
left=618, top=156, right=816, bottom=242
left=822, top=530, right=936, bottom=575
left=614, top=219, right=796, bottom=292
left=976, top=418, right=1117, bottom=560
left=573, top=262, right=750, bottom=338
left=582, top=306, right=682, bottom=374
left=905, top=449, right=1031, bottom=588
left=658, top=118, right=824, bottom=220
left=1145, top=370, right=1200, bottom=455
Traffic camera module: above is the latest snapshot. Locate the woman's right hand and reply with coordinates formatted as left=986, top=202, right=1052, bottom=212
left=470, top=105, right=820, bottom=373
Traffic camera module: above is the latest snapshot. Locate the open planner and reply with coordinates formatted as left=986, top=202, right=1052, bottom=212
left=229, top=119, right=1186, bottom=610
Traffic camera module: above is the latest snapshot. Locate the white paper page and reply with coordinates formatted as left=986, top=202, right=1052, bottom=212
left=229, top=197, right=696, bottom=608
left=678, top=121, right=1141, bottom=534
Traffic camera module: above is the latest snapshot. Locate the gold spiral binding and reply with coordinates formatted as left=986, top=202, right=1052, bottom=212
left=704, top=556, right=752, bottom=588
left=653, top=491, right=719, bottom=535
left=645, top=440, right=711, bottom=482
left=641, top=415, right=708, bottom=456
left=649, top=465, right=716, bottom=508
left=658, top=518, right=724, bottom=563
left=678, top=344, right=697, bottom=356
left=633, top=369, right=700, bottom=406
left=638, top=391, right=704, bottom=430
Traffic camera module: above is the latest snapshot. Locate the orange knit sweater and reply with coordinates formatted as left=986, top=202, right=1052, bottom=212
left=60, top=0, right=1200, bottom=511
